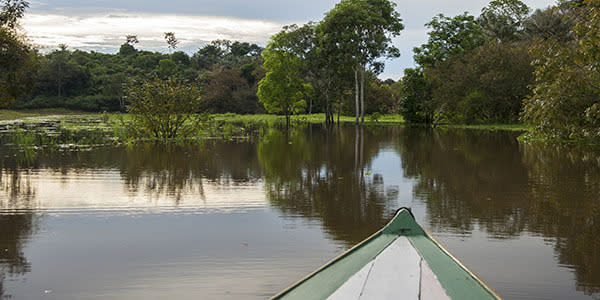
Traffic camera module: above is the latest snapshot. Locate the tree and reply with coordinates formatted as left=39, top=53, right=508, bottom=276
left=428, top=41, right=533, bottom=124
left=200, top=67, right=264, bottom=114
left=318, top=0, right=404, bottom=124
left=164, top=32, right=179, bottom=53
left=126, top=35, right=139, bottom=45
left=126, top=77, right=203, bottom=140
left=258, top=30, right=308, bottom=128
left=0, top=0, right=28, bottom=29
left=413, top=13, right=486, bottom=68
left=522, top=7, right=573, bottom=41
left=34, top=45, right=89, bottom=98
left=522, top=1, right=600, bottom=139
left=478, top=0, right=531, bottom=41
left=400, top=68, right=434, bottom=124
left=0, top=0, right=35, bottom=106
left=157, top=59, right=177, bottom=78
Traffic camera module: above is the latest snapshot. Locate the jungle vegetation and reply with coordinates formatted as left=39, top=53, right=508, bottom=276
left=1, top=0, right=600, bottom=141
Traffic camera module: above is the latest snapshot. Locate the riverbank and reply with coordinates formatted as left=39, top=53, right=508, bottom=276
left=0, top=109, right=537, bottom=147
left=1, top=109, right=530, bottom=130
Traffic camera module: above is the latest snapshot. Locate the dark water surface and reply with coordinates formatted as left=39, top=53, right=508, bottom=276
left=0, top=126, right=599, bottom=299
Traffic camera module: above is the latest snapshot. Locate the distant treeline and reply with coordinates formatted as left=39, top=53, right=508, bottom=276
left=0, top=0, right=401, bottom=117
left=11, top=40, right=268, bottom=113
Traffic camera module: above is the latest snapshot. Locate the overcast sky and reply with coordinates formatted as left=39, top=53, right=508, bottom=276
left=22, top=0, right=557, bottom=79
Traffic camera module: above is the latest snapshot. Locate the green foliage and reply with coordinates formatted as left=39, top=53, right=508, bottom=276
left=522, top=7, right=573, bottom=41
left=0, top=28, right=36, bottom=106
left=522, top=1, right=600, bottom=139
left=200, top=67, right=264, bottom=114
left=118, top=43, right=136, bottom=56
left=0, top=0, right=36, bottom=107
left=413, top=13, right=486, bottom=68
left=258, top=31, right=310, bottom=126
left=317, top=0, right=404, bottom=123
left=399, top=68, right=433, bottom=124
left=157, top=59, right=177, bottom=78
left=478, top=0, right=531, bottom=41
left=126, top=77, right=204, bottom=140
left=0, top=0, right=28, bottom=29
left=365, top=77, right=398, bottom=114
left=7, top=38, right=265, bottom=113
left=319, top=0, right=404, bottom=68
left=428, top=41, right=533, bottom=124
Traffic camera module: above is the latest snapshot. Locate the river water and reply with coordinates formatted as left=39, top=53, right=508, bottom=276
left=0, top=125, right=599, bottom=299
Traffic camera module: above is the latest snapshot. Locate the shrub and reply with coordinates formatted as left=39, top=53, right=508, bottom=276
left=126, top=77, right=204, bottom=140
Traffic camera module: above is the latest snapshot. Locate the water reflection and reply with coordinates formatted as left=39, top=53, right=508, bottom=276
left=258, top=126, right=401, bottom=244
left=0, top=126, right=598, bottom=298
left=522, top=143, right=600, bottom=295
left=0, top=213, right=38, bottom=299
left=393, top=128, right=530, bottom=236
left=393, top=128, right=600, bottom=296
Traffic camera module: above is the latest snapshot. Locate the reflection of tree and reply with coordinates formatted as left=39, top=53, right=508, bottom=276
left=0, top=213, right=38, bottom=299
left=522, top=143, right=600, bottom=295
left=0, top=150, right=39, bottom=299
left=1, top=141, right=264, bottom=205
left=114, top=142, right=263, bottom=203
left=395, top=128, right=530, bottom=236
left=258, top=126, right=400, bottom=245
left=394, top=128, right=600, bottom=296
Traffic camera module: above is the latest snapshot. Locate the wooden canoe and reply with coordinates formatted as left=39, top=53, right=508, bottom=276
left=271, top=208, right=502, bottom=300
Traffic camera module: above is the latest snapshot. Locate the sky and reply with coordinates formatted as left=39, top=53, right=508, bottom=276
left=22, top=0, right=557, bottom=80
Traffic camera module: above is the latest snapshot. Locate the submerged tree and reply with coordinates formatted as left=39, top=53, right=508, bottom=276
left=126, top=77, right=203, bottom=140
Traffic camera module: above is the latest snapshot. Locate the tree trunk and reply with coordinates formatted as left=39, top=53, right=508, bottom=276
left=354, top=68, right=359, bottom=125
left=325, top=82, right=331, bottom=124
left=360, top=68, right=365, bottom=124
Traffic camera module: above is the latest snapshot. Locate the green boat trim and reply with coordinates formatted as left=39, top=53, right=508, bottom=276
left=271, top=208, right=502, bottom=300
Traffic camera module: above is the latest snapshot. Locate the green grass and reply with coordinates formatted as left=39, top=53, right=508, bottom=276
left=0, top=109, right=531, bottom=132
left=210, top=113, right=404, bottom=124
left=437, top=123, right=531, bottom=131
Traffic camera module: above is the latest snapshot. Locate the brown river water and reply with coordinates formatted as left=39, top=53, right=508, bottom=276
left=0, top=125, right=599, bottom=299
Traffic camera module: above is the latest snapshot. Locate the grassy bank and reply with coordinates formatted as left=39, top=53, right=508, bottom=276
left=0, top=109, right=536, bottom=138
left=0, top=109, right=537, bottom=131
left=437, top=123, right=531, bottom=132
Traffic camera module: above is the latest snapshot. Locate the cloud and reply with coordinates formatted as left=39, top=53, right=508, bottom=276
left=22, top=12, right=283, bottom=52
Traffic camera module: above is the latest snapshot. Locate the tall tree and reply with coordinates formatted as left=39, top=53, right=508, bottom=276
left=522, top=0, right=600, bottom=139
left=478, top=0, right=531, bottom=41
left=126, top=35, right=139, bottom=45
left=257, top=29, right=308, bottom=128
left=0, top=0, right=36, bottom=106
left=413, top=13, right=486, bottom=68
left=0, top=0, right=28, bottom=29
left=318, top=0, right=404, bottom=124
left=164, top=32, right=179, bottom=53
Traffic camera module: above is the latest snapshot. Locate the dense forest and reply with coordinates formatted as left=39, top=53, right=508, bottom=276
left=401, top=0, right=600, bottom=139
left=1, top=0, right=600, bottom=140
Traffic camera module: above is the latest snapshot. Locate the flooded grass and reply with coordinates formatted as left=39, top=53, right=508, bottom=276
left=0, top=109, right=544, bottom=149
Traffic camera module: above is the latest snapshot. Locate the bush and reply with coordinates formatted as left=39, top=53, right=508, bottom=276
left=126, top=77, right=204, bottom=140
